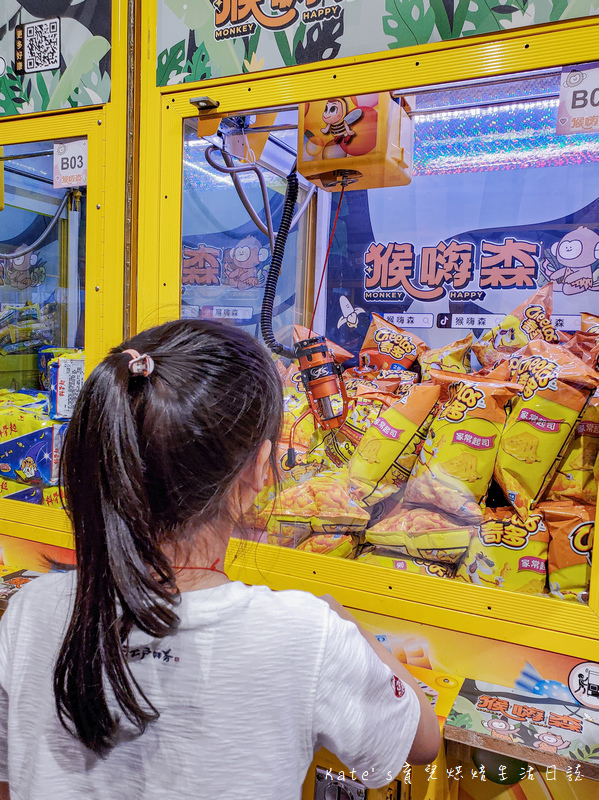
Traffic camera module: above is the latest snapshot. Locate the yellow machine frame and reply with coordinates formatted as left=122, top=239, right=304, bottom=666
left=0, top=1, right=128, bottom=552
left=137, top=10, right=599, bottom=662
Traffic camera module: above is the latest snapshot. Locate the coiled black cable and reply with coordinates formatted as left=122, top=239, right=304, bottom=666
left=260, top=169, right=299, bottom=359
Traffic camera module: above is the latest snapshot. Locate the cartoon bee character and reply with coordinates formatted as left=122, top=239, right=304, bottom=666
left=321, top=98, right=363, bottom=144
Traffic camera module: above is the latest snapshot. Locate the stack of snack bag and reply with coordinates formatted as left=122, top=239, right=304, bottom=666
left=0, top=345, right=84, bottom=509
left=251, top=292, right=599, bottom=604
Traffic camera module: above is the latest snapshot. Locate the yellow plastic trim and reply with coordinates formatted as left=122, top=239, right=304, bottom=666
left=0, top=0, right=128, bottom=544
left=225, top=541, right=599, bottom=660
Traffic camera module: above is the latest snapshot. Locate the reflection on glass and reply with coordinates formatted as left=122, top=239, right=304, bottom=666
left=181, top=116, right=307, bottom=350
left=0, top=140, right=85, bottom=510
left=224, top=78, right=597, bottom=610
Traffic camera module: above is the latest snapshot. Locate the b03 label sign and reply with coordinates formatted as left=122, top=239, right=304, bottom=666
left=53, top=139, right=87, bottom=188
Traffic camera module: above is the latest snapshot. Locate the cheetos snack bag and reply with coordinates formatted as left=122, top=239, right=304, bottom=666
left=494, top=341, right=599, bottom=520
left=295, top=532, right=354, bottom=557
left=306, top=427, right=355, bottom=470
left=278, top=363, right=316, bottom=474
left=539, top=501, right=594, bottom=604
left=347, top=383, right=440, bottom=506
left=366, top=503, right=473, bottom=564
left=359, top=313, right=428, bottom=374
left=581, top=312, right=599, bottom=336
left=405, top=373, right=520, bottom=520
left=419, top=333, right=472, bottom=382
left=562, top=331, right=599, bottom=367
left=266, top=470, right=369, bottom=546
left=339, top=383, right=397, bottom=446
left=472, top=284, right=557, bottom=370
left=545, top=390, right=599, bottom=506
left=456, top=507, right=548, bottom=595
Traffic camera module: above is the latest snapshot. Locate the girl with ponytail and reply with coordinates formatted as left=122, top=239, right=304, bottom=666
left=0, top=320, right=438, bottom=799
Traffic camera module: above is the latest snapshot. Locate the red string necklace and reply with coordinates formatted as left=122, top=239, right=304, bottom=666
left=172, top=558, right=227, bottom=576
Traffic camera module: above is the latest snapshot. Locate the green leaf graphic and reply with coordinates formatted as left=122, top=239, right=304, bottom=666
left=156, top=40, right=187, bottom=87
left=48, top=36, right=111, bottom=110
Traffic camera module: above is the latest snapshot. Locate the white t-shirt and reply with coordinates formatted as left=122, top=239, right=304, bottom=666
left=0, top=572, right=420, bottom=799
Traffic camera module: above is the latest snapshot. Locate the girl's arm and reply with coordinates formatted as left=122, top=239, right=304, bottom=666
left=321, top=595, right=441, bottom=765
left=0, top=781, right=9, bottom=800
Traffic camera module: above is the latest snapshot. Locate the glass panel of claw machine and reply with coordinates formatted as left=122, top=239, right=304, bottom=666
left=0, top=139, right=85, bottom=509
left=186, top=70, right=599, bottom=612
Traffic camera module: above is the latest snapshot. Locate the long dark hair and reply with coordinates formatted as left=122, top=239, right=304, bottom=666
left=54, top=319, right=283, bottom=756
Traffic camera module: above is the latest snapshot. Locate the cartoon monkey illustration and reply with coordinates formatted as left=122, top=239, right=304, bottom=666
left=542, top=226, right=599, bottom=295
left=481, top=717, right=521, bottom=743
left=1, top=249, right=46, bottom=290
left=321, top=99, right=363, bottom=144
left=222, top=236, right=268, bottom=290
left=533, top=732, right=570, bottom=754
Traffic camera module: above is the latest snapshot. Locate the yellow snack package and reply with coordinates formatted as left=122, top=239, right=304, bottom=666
left=267, top=470, right=369, bottom=546
left=347, top=383, right=440, bottom=505
left=278, top=363, right=316, bottom=473
left=339, top=384, right=397, bottom=446
left=356, top=547, right=457, bottom=579
left=472, top=284, right=558, bottom=369
left=419, top=333, right=473, bottom=382
left=545, top=391, right=599, bottom=506
left=366, top=504, right=473, bottom=564
left=295, top=532, right=354, bottom=557
left=494, top=341, right=599, bottom=520
left=539, top=501, right=594, bottom=604
left=359, top=313, right=428, bottom=373
left=581, top=312, right=599, bottom=336
left=405, top=373, right=520, bottom=520
left=306, top=428, right=355, bottom=470
left=456, top=507, right=548, bottom=595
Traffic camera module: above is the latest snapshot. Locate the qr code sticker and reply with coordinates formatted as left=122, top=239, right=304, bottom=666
left=23, top=18, right=60, bottom=73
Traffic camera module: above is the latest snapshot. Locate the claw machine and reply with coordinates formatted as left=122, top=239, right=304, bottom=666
left=139, top=3, right=599, bottom=797
left=0, top=0, right=128, bottom=587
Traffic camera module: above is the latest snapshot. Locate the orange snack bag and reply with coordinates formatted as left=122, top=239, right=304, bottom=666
left=295, top=532, right=353, bottom=557
left=472, top=284, right=557, bottom=369
left=562, top=330, right=599, bottom=366
left=545, top=391, right=599, bottom=506
left=581, top=312, right=599, bottom=336
left=419, top=333, right=472, bottom=382
left=456, top=507, right=548, bottom=595
left=366, top=503, right=474, bottom=564
left=343, top=373, right=404, bottom=396
left=405, top=373, right=520, bottom=520
left=494, top=341, right=599, bottom=519
left=539, top=501, right=594, bottom=604
left=359, top=313, right=428, bottom=373
left=293, top=325, right=353, bottom=363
